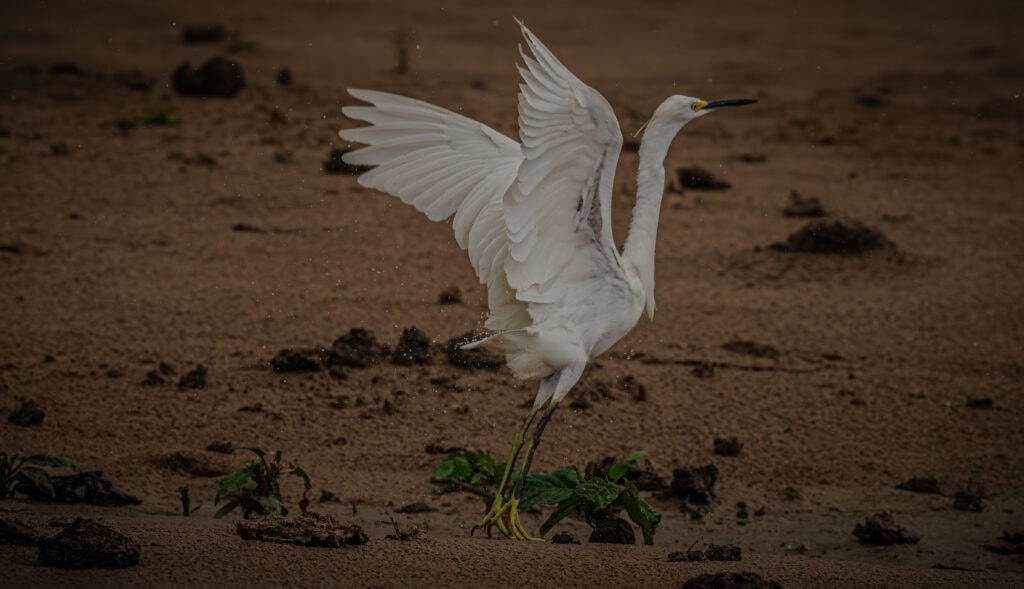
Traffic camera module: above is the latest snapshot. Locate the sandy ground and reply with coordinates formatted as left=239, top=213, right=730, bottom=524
left=1, top=0, right=1023, bottom=586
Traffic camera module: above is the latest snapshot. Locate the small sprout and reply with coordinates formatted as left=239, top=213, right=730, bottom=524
left=214, top=447, right=312, bottom=518
left=519, top=451, right=661, bottom=545
left=179, top=485, right=190, bottom=516
left=432, top=449, right=509, bottom=486
left=141, top=107, right=182, bottom=126
left=0, top=451, right=79, bottom=499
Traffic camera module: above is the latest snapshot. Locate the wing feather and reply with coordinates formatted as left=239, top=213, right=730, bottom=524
left=339, top=89, right=528, bottom=330
left=339, top=21, right=626, bottom=336
left=503, top=20, right=624, bottom=323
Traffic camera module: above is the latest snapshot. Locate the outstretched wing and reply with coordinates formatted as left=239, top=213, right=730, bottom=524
left=504, top=19, right=625, bottom=322
left=339, top=89, right=530, bottom=330
left=339, top=21, right=626, bottom=334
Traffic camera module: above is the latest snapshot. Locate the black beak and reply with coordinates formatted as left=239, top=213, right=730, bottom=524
left=703, top=98, right=758, bottom=110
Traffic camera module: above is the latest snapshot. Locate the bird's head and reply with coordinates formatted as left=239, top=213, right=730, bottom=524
left=664, top=94, right=758, bottom=123
left=638, top=95, right=757, bottom=137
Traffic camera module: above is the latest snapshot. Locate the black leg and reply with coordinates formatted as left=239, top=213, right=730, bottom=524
left=511, top=403, right=558, bottom=500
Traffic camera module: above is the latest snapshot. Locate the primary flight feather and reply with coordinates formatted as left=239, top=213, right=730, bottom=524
left=339, top=19, right=755, bottom=541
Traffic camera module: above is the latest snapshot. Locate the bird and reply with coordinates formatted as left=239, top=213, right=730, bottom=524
left=339, top=19, right=756, bottom=541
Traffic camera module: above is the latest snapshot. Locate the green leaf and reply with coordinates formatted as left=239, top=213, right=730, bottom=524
left=620, top=479, right=661, bottom=545
left=574, top=478, right=622, bottom=512
left=624, top=450, right=648, bottom=463
left=214, top=498, right=240, bottom=518
left=433, top=458, right=456, bottom=480
left=25, top=454, right=79, bottom=471
left=450, top=454, right=472, bottom=480
left=607, top=462, right=629, bottom=482
left=16, top=466, right=54, bottom=498
left=620, top=488, right=652, bottom=545
left=215, top=469, right=252, bottom=503
left=539, top=495, right=583, bottom=537
left=519, top=467, right=584, bottom=509
left=141, top=108, right=182, bottom=126
left=471, top=452, right=497, bottom=477
left=636, top=496, right=661, bottom=529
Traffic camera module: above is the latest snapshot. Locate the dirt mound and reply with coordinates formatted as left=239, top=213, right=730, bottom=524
left=668, top=464, right=719, bottom=506
left=392, top=327, right=432, bottom=365
left=235, top=513, right=368, bottom=547
left=38, top=518, right=140, bottom=569
left=853, top=512, right=919, bottom=545
left=771, top=219, right=894, bottom=254
left=331, top=328, right=387, bottom=368
left=172, top=57, right=245, bottom=97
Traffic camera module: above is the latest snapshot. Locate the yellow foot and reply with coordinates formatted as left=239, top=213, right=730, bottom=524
left=475, top=497, right=542, bottom=541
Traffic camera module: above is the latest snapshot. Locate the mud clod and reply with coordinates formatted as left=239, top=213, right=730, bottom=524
left=18, top=471, right=140, bottom=507
left=177, top=364, right=207, bottom=390
left=677, top=166, right=731, bottom=190
left=206, top=441, right=234, bottom=454
left=0, top=518, right=40, bottom=546
left=49, top=62, right=82, bottom=76
left=38, top=518, right=140, bottom=568
left=618, top=375, right=647, bottom=401
left=896, top=476, right=940, bottom=494
left=965, top=397, right=994, bottom=409
left=984, top=531, right=1024, bottom=555
left=172, top=57, right=245, bottom=97
left=714, top=436, right=744, bottom=457
left=331, top=328, right=386, bottom=368
left=9, top=399, right=45, bottom=426
left=392, top=326, right=432, bottom=365
left=438, top=285, right=462, bottom=304
left=235, top=513, right=368, bottom=547
left=771, top=219, right=893, bottom=254
left=181, top=24, right=226, bottom=44
left=953, top=480, right=985, bottom=512
left=669, top=464, right=719, bottom=505
left=783, top=190, right=825, bottom=218
left=276, top=67, right=293, bottom=86
left=682, top=572, right=782, bottom=589
left=152, top=452, right=226, bottom=478
left=692, top=363, right=715, bottom=379
left=853, top=512, right=919, bottom=545
left=271, top=348, right=328, bottom=372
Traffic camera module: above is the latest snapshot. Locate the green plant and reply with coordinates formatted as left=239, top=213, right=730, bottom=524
left=214, top=447, right=311, bottom=518
left=0, top=451, right=78, bottom=499
left=141, top=107, right=181, bottom=126
left=519, top=450, right=662, bottom=545
left=432, top=449, right=519, bottom=486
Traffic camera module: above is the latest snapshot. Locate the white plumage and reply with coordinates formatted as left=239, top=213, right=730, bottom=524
left=339, top=19, right=755, bottom=541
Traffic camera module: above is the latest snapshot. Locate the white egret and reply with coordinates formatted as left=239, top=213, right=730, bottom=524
left=339, top=19, right=755, bottom=541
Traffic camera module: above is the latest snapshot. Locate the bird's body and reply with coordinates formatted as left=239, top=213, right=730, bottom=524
left=340, top=19, right=755, bottom=540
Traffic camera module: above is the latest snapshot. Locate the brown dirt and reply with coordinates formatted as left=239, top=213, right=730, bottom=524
left=1, top=0, right=1023, bottom=587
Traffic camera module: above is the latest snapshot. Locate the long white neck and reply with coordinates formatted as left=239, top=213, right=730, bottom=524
left=621, top=114, right=686, bottom=320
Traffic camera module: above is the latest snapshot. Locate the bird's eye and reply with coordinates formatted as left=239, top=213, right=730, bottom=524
left=691, top=103, right=701, bottom=112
